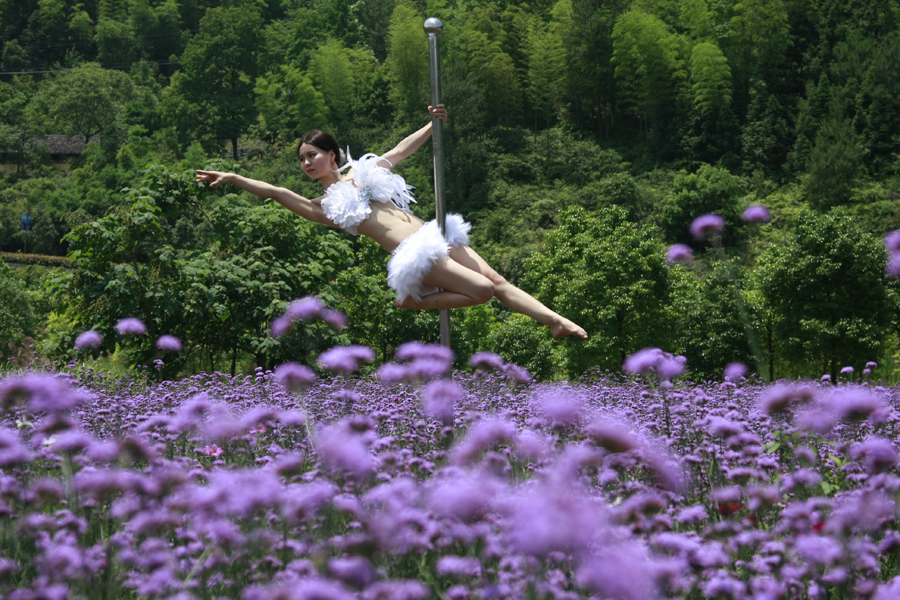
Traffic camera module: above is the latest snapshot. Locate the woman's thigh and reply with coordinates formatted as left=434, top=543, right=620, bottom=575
left=448, top=245, right=504, bottom=284
left=421, top=254, right=494, bottom=299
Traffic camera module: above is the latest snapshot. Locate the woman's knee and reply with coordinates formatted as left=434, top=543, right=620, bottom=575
left=471, top=278, right=495, bottom=304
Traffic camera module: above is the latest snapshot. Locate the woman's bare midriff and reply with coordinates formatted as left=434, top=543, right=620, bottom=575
left=354, top=202, right=426, bottom=252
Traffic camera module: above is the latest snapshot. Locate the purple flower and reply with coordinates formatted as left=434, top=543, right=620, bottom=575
left=362, top=580, right=430, bottom=600
left=317, top=345, right=375, bottom=372
left=0, top=427, right=33, bottom=466
left=316, top=423, right=374, bottom=479
left=886, top=252, right=900, bottom=277
left=502, top=363, right=532, bottom=383
left=535, top=389, right=583, bottom=428
left=155, top=335, right=182, bottom=352
left=821, top=374, right=831, bottom=381
left=851, top=437, right=898, bottom=474
left=329, top=557, right=374, bottom=589
left=840, top=365, right=854, bottom=375
left=666, top=244, right=694, bottom=265
left=689, top=213, right=725, bottom=240
left=286, top=296, right=324, bottom=320
left=742, top=204, right=771, bottom=223
left=274, top=362, right=317, bottom=391
left=469, top=351, right=505, bottom=370
left=576, top=543, right=659, bottom=600
left=74, top=330, right=102, bottom=350
left=866, top=361, right=878, bottom=369
left=115, top=317, right=146, bottom=335
left=321, top=308, right=348, bottom=329
left=623, top=347, right=685, bottom=380
left=421, top=379, right=464, bottom=425
left=0, top=374, right=91, bottom=414
left=723, top=362, right=748, bottom=382
left=583, top=420, right=640, bottom=453
left=794, top=534, right=844, bottom=565
left=451, top=418, right=517, bottom=465
left=758, top=384, right=815, bottom=415
left=829, top=388, right=885, bottom=421
left=271, top=315, right=292, bottom=337
left=502, top=486, right=604, bottom=556
left=884, top=230, right=900, bottom=252
left=436, top=556, right=481, bottom=577
left=395, top=341, right=454, bottom=363
left=427, top=472, right=498, bottom=522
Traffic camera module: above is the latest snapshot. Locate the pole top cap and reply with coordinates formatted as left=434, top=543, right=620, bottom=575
left=424, top=17, right=443, bottom=35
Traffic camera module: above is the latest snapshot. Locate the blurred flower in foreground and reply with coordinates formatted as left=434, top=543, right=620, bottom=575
left=115, top=318, right=146, bottom=335
left=272, top=295, right=346, bottom=337
left=723, top=362, right=748, bottom=382
left=742, top=204, right=771, bottom=223
left=884, top=230, right=900, bottom=276
left=155, top=335, right=182, bottom=352
left=74, top=330, right=102, bottom=350
left=274, top=362, right=317, bottom=391
left=666, top=244, right=693, bottom=265
left=469, top=351, right=505, bottom=370
left=690, top=214, right=725, bottom=240
left=317, top=345, right=375, bottom=373
left=624, top=347, right=686, bottom=381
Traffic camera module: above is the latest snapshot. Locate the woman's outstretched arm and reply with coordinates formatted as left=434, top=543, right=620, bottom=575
left=195, top=170, right=334, bottom=227
left=378, top=105, right=448, bottom=169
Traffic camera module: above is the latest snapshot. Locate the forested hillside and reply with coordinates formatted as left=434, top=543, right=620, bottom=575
left=2, top=0, right=900, bottom=381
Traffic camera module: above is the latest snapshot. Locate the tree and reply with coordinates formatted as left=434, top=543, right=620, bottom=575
left=311, top=39, right=357, bottom=130
left=55, top=163, right=356, bottom=375
left=385, top=0, right=428, bottom=120
left=803, top=111, right=867, bottom=208
left=255, top=66, right=329, bottom=145
left=27, top=62, right=135, bottom=152
left=656, top=164, right=748, bottom=247
left=525, top=2, right=569, bottom=126
left=670, top=260, right=761, bottom=379
left=162, top=4, right=263, bottom=159
left=612, top=8, right=686, bottom=140
left=690, top=41, right=731, bottom=118
left=753, top=209, right=894, bottom=379
left=523, top=206, right=673, bottom=376
left=740, top=92, right=790, bottom=178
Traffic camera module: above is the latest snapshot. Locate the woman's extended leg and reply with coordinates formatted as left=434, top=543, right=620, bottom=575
left=397, top=245, right=588, bottom=339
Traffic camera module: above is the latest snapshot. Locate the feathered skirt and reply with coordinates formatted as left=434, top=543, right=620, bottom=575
left=387, top=213, right=471, bottom=302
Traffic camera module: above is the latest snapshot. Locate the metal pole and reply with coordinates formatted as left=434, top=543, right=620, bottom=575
left=425, top=17, right=451, bottom=349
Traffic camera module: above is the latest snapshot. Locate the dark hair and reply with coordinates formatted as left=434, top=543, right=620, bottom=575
left=298, top=130, right=340, bottom=164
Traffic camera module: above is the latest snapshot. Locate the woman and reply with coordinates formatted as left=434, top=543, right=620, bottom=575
left=195, top=106, right=587, bottom=339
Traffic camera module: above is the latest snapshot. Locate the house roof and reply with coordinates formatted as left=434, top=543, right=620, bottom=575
left=37, top=135, right=100, bottom=155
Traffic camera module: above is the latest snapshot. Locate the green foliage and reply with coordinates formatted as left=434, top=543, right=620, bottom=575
left=0, top=261, right=35, bottom=350
left=386, top=0, right=428, bottom=120
left=612, top=8, right=686, bottom=127
left=162, top=4, right=263, bottom=159
left=53, top=163, right=355, bottom=374
left=27, top=63, right=135, bottom=153
left=254, top=66, right=329, bottom=145
left=690, top=41, right=731, bottom=117
left=523, top=205, right=672, bottom=377
left=754, top=209, right=894, bottom=378
left=656, top=164, right=748, bottom=246
left=486, top=313, right=555, bottom=380
left=670, top=260, right=759, bottom=379
left=803, top=113, right=867, bottom=209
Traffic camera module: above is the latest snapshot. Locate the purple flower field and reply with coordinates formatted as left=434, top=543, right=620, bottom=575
left=2, top=344, right=900, bottom=600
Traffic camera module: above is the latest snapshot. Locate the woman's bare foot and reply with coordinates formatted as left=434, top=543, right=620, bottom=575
left=551, top=317, right=588, bottom=339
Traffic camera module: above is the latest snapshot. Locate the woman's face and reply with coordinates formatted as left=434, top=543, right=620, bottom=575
left=298, top=143, right=335, bottom=179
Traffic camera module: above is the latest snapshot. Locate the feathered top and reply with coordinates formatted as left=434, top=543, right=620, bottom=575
left=320, top=150, right=416, bottom=235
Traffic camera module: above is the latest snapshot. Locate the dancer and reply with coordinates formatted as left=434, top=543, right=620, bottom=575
left=195, top=105, right=587, bottom=339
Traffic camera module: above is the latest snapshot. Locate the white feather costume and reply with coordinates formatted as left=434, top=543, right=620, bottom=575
left=320, top=150, right=471, bottom=302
